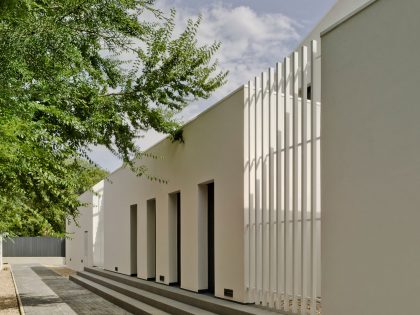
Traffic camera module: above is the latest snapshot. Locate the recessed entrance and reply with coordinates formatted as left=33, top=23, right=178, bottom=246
left=169, top=192, right=181, bottom=285
left=147, top=199, right=156, bottom=280
left=176, top=193, right=181, bottom=286
left=207, top=182, right=215, bottom=294
left=198, top=181, right=215, bottom=294
left=130, top=204, right=137, bottom=276
left=83, top=230, right=88, bottom=265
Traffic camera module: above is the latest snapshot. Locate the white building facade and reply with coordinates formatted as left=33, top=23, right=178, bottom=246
left=66, top=1, right=332, bottom=313
left=67, top=38, right=323, bottom=313
left=68, top=1, right=420, bottom=314
left=67, top=88, right=250, bottom=300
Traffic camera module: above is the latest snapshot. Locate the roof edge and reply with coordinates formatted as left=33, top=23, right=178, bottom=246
left=104, top=85, right=245, bottom=178
left=321, top=0, right=379, bottom=37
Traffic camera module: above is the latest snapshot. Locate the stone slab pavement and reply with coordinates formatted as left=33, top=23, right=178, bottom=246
left=11, top=264, right=132, bottom=315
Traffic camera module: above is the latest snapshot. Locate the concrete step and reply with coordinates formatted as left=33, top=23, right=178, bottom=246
left=70, top=274, right=169, bottom=315
left=83, top=267, right=278, bottom=315
left=75, top=271, right=217, bottom=315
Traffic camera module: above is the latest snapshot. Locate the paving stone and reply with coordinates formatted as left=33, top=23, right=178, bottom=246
left=12, top=264, right=132, bottom=315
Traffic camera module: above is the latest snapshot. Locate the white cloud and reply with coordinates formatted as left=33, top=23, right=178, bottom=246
left=158, top=1, right=301, bottom=103
left=89, top=1, right=302, bottom=171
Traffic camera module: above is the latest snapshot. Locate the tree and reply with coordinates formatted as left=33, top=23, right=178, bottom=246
left=0, top=0, right=227, bottom=235
left=74, top=159, right=109, bottom=195
left=0, top=153, right=108, bottom=236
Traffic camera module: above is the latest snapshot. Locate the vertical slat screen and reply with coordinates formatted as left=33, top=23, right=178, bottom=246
left=249, top=79, right=256, bottom=300
left=276, top=61, right=284, bottom=311
left=284, top=55, right=292, bottom=313
left=255, top=74, right=262, bottom=302
left=292, top=50, right=300, bottom=314
left=244, top=40, right=321, bottom=315
left=301, top=45, right=309, bottom=315
left=244, top=77, right=250, bottom=292
left=268, top=67, right=276, bottom=308
left=261, top=71, right=269, bottom=306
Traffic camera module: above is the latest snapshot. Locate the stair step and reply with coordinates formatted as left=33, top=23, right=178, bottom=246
left=82, top=267, right=277, bottom=315
left=76, top=271, right=217, bottom=315
left=70, top=275, right=169, bottom=315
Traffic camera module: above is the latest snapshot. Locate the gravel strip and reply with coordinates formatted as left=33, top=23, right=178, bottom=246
left=0, top=264, right=20, bottom=315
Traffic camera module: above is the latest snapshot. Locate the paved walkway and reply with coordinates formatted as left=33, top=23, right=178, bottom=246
left=12, top=264, right=131, bottom=315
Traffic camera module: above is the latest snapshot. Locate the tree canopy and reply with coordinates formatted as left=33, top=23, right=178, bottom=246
left=0, top=0, right=227, bottom=235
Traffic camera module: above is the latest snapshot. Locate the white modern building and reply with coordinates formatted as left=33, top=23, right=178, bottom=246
left=67, top=85, right=269, bottom=301
left=67, top=1, right=420, bottom=314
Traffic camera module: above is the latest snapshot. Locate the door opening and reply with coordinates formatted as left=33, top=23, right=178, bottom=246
left=207, top=183, right=215, bottom=294
left=83, top=231, right=88, bottom=265
left=130, top=204, right=137, bottom=276
left=176, top=192, right=181, bottom=286
left=198, top=181, right=215, bottom=293
left=169, top=191, right=181, bottom=286
left=147, top=199, right=156, bottom=280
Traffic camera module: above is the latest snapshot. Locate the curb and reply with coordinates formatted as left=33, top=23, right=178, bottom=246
left=9, top=264, right=25, bottom=315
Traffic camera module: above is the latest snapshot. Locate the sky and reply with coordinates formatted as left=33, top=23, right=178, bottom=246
left=89, top=0, right=336, bottom=172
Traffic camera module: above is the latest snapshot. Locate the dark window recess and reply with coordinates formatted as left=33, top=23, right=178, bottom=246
left=307, top=84, right=312, bottom=100
left=298, top=84, right=312, bottom=100
left=160, top=275, right=165, bottom=282
left=81, top=259, right=83, bottom=263
left=224, top=289, right=233, bottom=298
left=69, top=258, right=71, bottom=261
left=115, top=267, right=118, bottom=272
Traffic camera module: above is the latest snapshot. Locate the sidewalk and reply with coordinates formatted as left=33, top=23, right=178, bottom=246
left=11, top=264, right=131, bottom=315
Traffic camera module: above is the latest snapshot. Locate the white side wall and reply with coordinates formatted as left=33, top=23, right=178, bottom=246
left=322, top=0, right=420, bottom=314
left=92, top=181, right=104, bottom=268
left=103, top=88, right=247, bottom=302
left=300, top=0, right=371, bottom=47
left=297, top=0, right=371, bottom=101
left=66, top=191, right=94, bottom=271
left=66, top=181, right=105, bottom=271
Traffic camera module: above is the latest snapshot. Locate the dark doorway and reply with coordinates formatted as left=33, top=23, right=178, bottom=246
left=207, top=183, right=215, bottom=294
left=147, top=199, right=156, bottom=280
left=176, top=192, right=181, bottom=286
left=83, top=231, right=88, bottom=265
left=130, top=204, right=137, bottom=276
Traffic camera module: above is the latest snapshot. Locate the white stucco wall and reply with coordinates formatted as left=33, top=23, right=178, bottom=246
left=66, top=181, right=105, bottom=271
left=297, top=0, right=371, bottom=100
left=66, top=191, right=94, bottom=271
left=92, top=181, right=104, bottom=268
left=102, top=88, right=247, bottom=302
left=321, top=0, right=420, bottom=314
left=300, top=0, right=371, bottom=48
